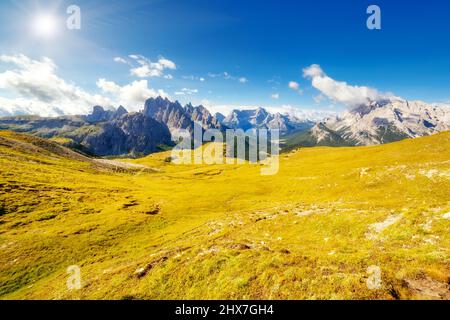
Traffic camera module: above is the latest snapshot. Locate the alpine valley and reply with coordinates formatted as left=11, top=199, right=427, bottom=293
left=0, top=87, right=450, bottom=301
left=1, top=96, right=449, bottom=157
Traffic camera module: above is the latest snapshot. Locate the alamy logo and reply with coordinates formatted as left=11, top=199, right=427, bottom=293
left=366, top=265, right=383, bottom=290
left=171, top=122, right=280, bottom=175
left=67, top=5, right=81, bottom=30
left=67, top=265, right=82, bottom=290
left=367, top=5, right=381, bottom=30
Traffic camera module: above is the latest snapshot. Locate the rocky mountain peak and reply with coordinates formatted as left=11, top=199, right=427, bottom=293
left=222, top=107, right=314, bottom=134
left=85, top=105, right=127, bottom=123
left=116, top=106, right=128, bottom=117
left=304, top=98, right=450, bottom=146
left=215, top=112, right=225, bottom=123
left=143, top=96, right=222, bottom=135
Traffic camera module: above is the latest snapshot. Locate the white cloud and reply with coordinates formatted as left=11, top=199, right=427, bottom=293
left=174, top=88, right=198, bottom=96
left=266, top=105, right=337, bottom=122
left=0, top=54, right=169, bottom=117
left=288, top=81, right=302, bottom=94
left=113, top=54, right=176, bottom=78
left=114, top=57, right=129, bottom=65
left=303, top=64, right=394, bottom=107
left=199, top=100, right=260, bottom=116
left=129, top=55, right=176, bottom=78
left=131, top=65, right=160, bottom=78
left=200, top=99, right=335, bottom=122
left=435, top=101, right=450, bottom=109
left=208, top=72, right=248, bottom=84
left=313, top=94, right=325, bottom=104
left=97, top=78, right=168, bottom=111
left=271, top=93, right=280, bottom=99
left=268, top=76, right=281, bottom=86
left=0, top=54, right=111, bottom=117
left=158, top=58, right=176, bottom=70
left=303, top=64, right=324, bottom=78
left=289, top=81, right=299, bottom=90
left=182, top=75, right=205, bottom=82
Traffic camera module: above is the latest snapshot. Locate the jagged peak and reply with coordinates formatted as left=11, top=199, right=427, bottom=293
left=116, top=105, right=128, bottom=113
left=92, top=105, right=105, bottom=112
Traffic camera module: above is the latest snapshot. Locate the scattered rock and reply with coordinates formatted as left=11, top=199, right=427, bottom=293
left=366, top=215, right=402, bottom=240
left=294, top=209, right=316, bottom=217
left=145, top=205, right=160, bottom=215
left=423, top=235, right=440, bottom=244
left=198, top=246, right=220, bottom=256
left=208, top=229, right=221, bottom=236
left=229, top=244, right=251, bottom=250
left=421, top=219, right=433, bottom=232
left=36, top=214, right=57, bottom=222
left=73, top=226, right=98, bottom=235
left=134, top=267, right=147, bottom=278
left=419, top=169, right=450, bottom=179
left=134, top=256, right=168, bottom=279
left=359, top=167, right=370, bottom=177
left=403, top=276, right=450, bottom=300
left=123, top=200, right=139, bottom=209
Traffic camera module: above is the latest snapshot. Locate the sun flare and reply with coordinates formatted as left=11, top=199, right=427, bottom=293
left=32, top=13, right=58, bottom=38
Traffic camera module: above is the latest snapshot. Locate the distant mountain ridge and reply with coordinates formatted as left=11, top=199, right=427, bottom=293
left=143, top=97, right=223, bottom=135
left=0, top=97, right=317, bottom=156
left=1, top=96, right=449, bottom=156
left=222, top=107, right=314, bottom=134
left=283, top=98, right=450, bottom=149
left=86, top=105, right=128, bottom=123
left=0, top=106, right=172, bottom=156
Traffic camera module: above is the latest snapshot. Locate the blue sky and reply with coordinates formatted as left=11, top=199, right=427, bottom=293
left=0, top=0, right=449, bottom=117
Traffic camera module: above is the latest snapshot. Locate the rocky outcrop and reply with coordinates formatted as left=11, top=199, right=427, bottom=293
left=84, top=106, right=128, bottom=123
left=143, top=97, right=194, bottom=134
left=81, top=112, right=172, bottom=156
left=215, top=112, right=225, bottom=123
left=143, top=97, right=223, bottom=135
left=184, top=104, right=223, bottom=130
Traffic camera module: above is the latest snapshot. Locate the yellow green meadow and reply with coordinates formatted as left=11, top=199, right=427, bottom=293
left=0, top=130, right=449, bottom=300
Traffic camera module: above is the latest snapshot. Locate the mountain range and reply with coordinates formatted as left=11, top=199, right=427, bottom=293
left=282, top=98, right=450, bottom=150
left=222, top=107, right=314, bottom=134
left=0, top=96, right=449, bottom=156
left=143, top=96, right=224, bottom=134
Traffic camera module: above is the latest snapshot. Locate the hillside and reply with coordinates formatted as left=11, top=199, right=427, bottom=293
left=0, top=130, right=449, bottom=300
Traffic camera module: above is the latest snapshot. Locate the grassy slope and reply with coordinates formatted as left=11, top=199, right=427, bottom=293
left=0, top=130, right=449, bottom=300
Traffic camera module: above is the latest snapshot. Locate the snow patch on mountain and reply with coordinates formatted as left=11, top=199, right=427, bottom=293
left=222, top=107, right=315, bottom=134
left=317, top=99, right=450, bottom=145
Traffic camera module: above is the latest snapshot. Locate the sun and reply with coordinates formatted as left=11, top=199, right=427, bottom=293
left=32, top=13, right=59, bottom=38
